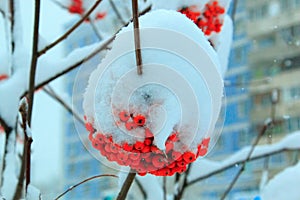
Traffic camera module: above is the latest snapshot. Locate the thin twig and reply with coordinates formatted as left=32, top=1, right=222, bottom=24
left=163, top=176, right=167, bottom=200
left=187, top=147, right=299, bottom=187
left=22, top=5, right=152, bottom=98
left=108, top=0, right=126, bottom=25
left=116, top=172, right=136, bottom=200
left=27, top=0, right=41, bottom=126
left=54, top=174, right=118, bottom=200
left=43, top=86, right=85, bottom=125
left=135, top=178, right=147, bottom=200
left=132, top=0, right=143, bottom=75
left=9, top=0, right=15, bottom=52
left=174, top=165, right=192, bottom=200
left=88, top=18, right=103, bottom=40
left=50, top=0, right=68, bottom=10
left=37, top=0, right=103, bottom=56
left=220, top=122, right=270, bottom=200
left=26, top=0, right=41, bottom=192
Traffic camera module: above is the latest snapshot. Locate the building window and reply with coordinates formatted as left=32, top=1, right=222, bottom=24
left=238, top=101, right=248, bottom=118
left=290, top=87, right=300, bottom=100
left=257, top=35, right=275, bottom=48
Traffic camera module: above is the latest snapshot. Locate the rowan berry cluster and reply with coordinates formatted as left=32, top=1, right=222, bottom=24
left=68, top=0, right=106, bottom=20
left=178, top=1, right=225, bottom=36
left=85, top=111, right=210, bottom=176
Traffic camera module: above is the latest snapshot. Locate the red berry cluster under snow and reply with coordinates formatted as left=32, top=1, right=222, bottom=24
left=85, top=111, right=210, bottom=176
left=68, top=0, right=106, bottom=21
left=178, top=1, right=225, bottom=36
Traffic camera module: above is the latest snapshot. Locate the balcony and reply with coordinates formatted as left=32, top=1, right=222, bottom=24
left=249, top=41, right=300, bottom=64
left=247, top=8, right=300, bottom=37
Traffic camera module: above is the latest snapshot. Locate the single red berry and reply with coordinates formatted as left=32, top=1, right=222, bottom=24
left=144, top=138, right=152, bottom=146
left=165, top=142, right=174, bottom=154
left=95, top=134, right=105, bottom=144
left=110, top=144, right=119, bottom=153
left=92, top=139, right=101, bottom=150
left=174, top=165, right=187, bottom=174
left=197, top=146, right=208, bottom=157
left=133, top=115, right=146, bottom=126
left=123, top=143, right=133, bottom=152
left=172, top=151, right=182, bottom=160
left=85, top=122, right=94, bottom=133
left=119, top=111, right=130, bottom=122
left=138, top=172, right=147, bottom=176
left=141, top=145, right=151, bottom=153
left=152, top=155, right=166, bottom=169
left=134, top=141, right=145, bottom=151
left=167, top=162, right=176, bottom=169
left=96, top=12, right=106, bottom=20
left=125, top=122, right=137, bottom=130
left=129, top=151, right=140, bottom=160
left=202, top=137, right=211, bottom=147
left=104, top=143, right=112, bottom=153
left=183, top=152, right=196, bottom=164
left=0, top=74, right=8, bottom=81
left=151, top=146, right=162, bottom=154
left=176, top=160, right=186, bottom=168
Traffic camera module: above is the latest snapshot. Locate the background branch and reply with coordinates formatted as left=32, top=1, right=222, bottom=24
left=38, top=0, right=103, bottom=56
left=54, top=174, right=118, bottom=200
left=116, top=172, right=136, bottom=200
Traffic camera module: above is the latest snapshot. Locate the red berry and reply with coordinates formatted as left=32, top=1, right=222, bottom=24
left=125, top=122, right=137, bottom=130
left=176, top=160, right=186, bottom=168
left=138, top=172, right=147, bottom=176
left=152, top=155, right=166, bottom=169
left=117, top=152, right=128, bottom=162
left=129, top=151, right=140, bottom=160
left=197, top=147, right=208, bottom=157
left=119, top=111, right=130, bottom=122
left=172, top=151, right=182, bottom=160
left=0, top=74, right=8, bottom=81
left=167, top=162, right=176, bottom=169
left=85, top=122, right=94, bottom=133
left=202, top=137, right=211, bottom=147
left=134, top=141, right=145, bottom=151
left=95, top=12, right=106, bottom=20
left=165, top=142, right=174, bottom=154
left=144, top=138, right=152, bottom=146
left=133, top=115, right=146, bottom=126
left=183, top=152, right=196, bottom=164
left=123, top=143, right=133, bottom=152
left=141, top=146, right=151, bottom=153
left=95, top=134, right=105, bottom=144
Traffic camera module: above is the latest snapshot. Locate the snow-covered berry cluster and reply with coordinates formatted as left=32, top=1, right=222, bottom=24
left=85, top=112, right=210, bottom=176
left=178, top=1, right=225, bottom=36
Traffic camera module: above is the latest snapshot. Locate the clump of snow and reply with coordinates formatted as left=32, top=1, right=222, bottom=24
left=26, top=184, right=41, bottom=200
left=83, top=10, right=223, bottom=152
left=261, top=161, right=300, bottom=200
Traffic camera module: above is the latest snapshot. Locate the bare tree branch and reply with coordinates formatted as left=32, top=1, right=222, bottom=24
left=26, top=0, right=41, bottom=192
left=22, top=5, right=152, bottom=98
left=132, top=0, right=143, bottom=75
left=13, top=101, right=28, bottom=200
left=187, top=147, right=300, bottom=188
left=38, top=0, right=103, bottom=57
left=108, top=0, right=126, bottom=25
left=54, top=174, right=118, bottom=200
left=135, top=178, right=147, bottom=200
left=163, top=176, right=167, bottom=200
left=116, top=172, right=136, bottom=200
left=219, top=122, right=269, bottom=200
left=174, top=164, right=192, bottom=200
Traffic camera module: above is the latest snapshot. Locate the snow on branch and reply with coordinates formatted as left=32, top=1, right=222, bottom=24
left=187, top=131, right=300, bottom=186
